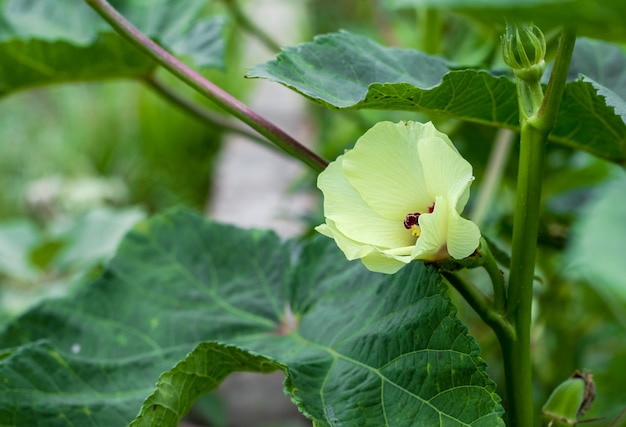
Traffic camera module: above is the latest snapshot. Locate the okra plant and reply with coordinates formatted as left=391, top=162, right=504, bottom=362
left=1, top=1, right=625, bottom=426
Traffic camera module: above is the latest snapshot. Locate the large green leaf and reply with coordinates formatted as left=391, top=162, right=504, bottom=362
left=248, top=31, right=626, bottom=164
left=0, top=209, right=504, bottom=426
left=0, top=0, right=225, bottom=96
left=385, top=0, right=626, bottom=42
left=565, top=172, right=626, bottom=327
left=566, top=37, right=626, bottom=123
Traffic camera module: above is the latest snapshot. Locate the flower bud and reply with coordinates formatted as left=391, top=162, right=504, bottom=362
left=502, top=23, right=546, bottom=84
left=541, top=371, right=595, bottom=427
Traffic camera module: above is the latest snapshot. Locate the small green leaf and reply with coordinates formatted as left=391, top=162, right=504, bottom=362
left=0, top=209, right=504, bottom=426
left=0, top=0, right=225, bottom=96
left=248, top=31, right=626, bottom=164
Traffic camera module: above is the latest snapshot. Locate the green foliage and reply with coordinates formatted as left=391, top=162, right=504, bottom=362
left=249, top=31, right=626, bottom=164
left=130, top=343, right=282, bottom=427
left=0, top=206, right=145, bottom=323
left=0, top=209, right=504, bottom=426
left=1, top=1, right=626, bottom=426
left=0, top=0, right=225, bottom=96
left=565, top=172, right=626, bottom=326
left=0, top=81, right=223, bottom=216
left=385, top=0, right=626, bottom=42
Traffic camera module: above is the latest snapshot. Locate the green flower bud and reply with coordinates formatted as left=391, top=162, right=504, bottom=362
left=541, top=371, right=596, bottom=427
left=502, top=23, right=546, bottom=84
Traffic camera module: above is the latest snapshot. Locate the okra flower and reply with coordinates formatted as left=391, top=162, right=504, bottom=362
left=316, top=121, right=480, bottom=274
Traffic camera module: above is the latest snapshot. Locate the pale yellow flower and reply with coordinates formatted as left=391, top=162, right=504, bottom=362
left=316, top=121, right=480, bottom=274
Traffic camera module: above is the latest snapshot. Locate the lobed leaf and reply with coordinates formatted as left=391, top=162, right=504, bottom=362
left=0, top=209, right=504, bottom=426
left=129, top=342, right=282, bottom=427
left=0, top=0, right=225, bottom=97
left=248, top=31, right=626, bottom=164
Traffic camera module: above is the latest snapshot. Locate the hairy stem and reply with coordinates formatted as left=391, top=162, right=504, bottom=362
left=85, top=0, right=328, bottom=173
left=504, top=27, right=576, bottom=427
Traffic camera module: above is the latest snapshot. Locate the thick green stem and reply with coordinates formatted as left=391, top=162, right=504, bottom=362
left=503, top=122, right=545, bottom=427
left=85, top=0, right=328, bottom=173
left=504, top=27, right=576, bottom=427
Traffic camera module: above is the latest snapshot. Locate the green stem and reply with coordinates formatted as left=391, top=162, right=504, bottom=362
left=504, top=27, right=576, bottom=427
left=518, top=77, right=544, bottom=119
left=537, top=28, right=578, bottom=131
left=220, top=0, right=282, bottom=52
left=144, top=75, right=275, bottom=150
left=479, top=238, right=507, bottom=314
left=417, top=7, right=442, bottom=55
left=85, top=0, right=328, bottom=173
left=443, top=272, right=515, bottom=343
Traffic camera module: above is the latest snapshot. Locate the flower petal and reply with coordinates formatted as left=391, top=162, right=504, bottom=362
left=412, top=196, right=481, bottom=261
left=413, top=195, right=450, bottom=260
left=342, top=121, right=435, bottom=219
left=417, top=135, right=473, bottom=208
left=318, top=155, right=414, bottom=249
left=360, top=252, right=407, bottom=274
left=446, top=209, right=481, bottom=259
left=315, top=221, right=376, bottom=260
left=317, top=221, right=413, bottom=273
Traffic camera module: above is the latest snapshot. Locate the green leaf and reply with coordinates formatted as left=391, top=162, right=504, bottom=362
left=129, top=342, right=282, bottom=427
left=566, top=37, right=626, bottom=123
left=565, top=172, right=626, bottom=328
left=0, top=340, right=175, bottom=426
left=55, top=206, right=146, bottom=270
left=0, top=220, right=39, bottom=280
left=0, top=0, right=225, bottom=96
left=0, top=209, right=504, bottom=426
left=385, top=0, right=626, bottom=42
left=248, top=31, right=626, bottom=164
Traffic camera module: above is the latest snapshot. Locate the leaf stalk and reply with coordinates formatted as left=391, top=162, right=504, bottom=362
left=143, top=75, right=275, bottom=149
left=85, top=0, right=328, bottom=173
left=443, top=272, right=515, bottom=343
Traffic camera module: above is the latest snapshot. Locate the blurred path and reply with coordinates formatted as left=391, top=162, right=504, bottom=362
left=208, top=1, right=315, bottom=239
left=206, top=2, right=314, bottom=426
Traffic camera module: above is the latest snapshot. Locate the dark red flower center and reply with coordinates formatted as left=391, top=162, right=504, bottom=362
left=403, top=204, right=435, bottom=237
left=403, top=212, right=421, bottom=229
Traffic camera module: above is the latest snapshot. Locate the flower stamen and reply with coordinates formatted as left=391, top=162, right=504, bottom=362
left=403, top=212, right=422, bottom=237
left=404, top=204, right=435, bottom=237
